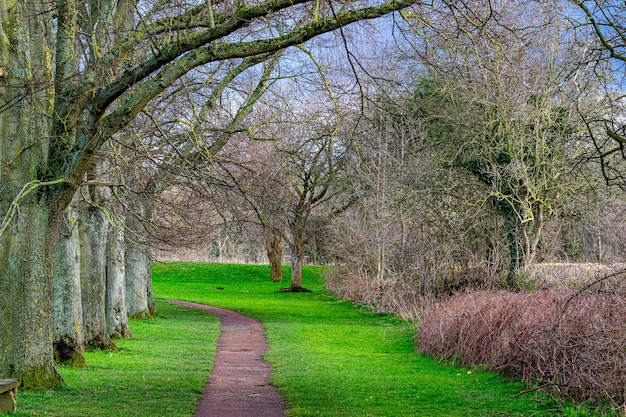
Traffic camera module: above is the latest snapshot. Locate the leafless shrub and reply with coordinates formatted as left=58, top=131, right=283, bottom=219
left=523, top=262, right=626, bottom=289
left=325, top=267, right=433, bottom=321
left=418, top=281, right=626, bottom=407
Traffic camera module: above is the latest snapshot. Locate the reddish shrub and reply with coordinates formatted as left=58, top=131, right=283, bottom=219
left=418, top=288, right=626, bottom=406
left=325, top=268, right=427, bottom=320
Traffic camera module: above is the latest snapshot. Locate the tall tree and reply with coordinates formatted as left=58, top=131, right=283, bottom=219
left=226, top=117, right=353, bottom=291
left=402, top=1, right=590, bottom=284
left=281, top=133, right=346, bottom=291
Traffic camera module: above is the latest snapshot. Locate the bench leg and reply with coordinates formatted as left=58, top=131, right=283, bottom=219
left=0, top=388, right=17, bottom=413
left=9, top=390, right=15, bottom=412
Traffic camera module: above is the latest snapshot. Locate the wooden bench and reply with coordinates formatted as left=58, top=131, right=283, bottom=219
left=0, top=379, right=19, bottom=414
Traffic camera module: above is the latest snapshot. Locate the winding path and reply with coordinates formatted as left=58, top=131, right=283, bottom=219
left=169, top=301, right=286, bottom=417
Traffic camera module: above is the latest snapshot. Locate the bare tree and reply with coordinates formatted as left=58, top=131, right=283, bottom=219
left=328, top=1, right=615, bottom=313
left=328, top=96, right=494, bottom=307
left=401, top=1, right=594, bottom=285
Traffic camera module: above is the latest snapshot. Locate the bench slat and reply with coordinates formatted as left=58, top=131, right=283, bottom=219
left=0, top=380, right=19, bottom=392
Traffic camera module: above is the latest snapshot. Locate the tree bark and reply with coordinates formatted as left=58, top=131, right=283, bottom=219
left=290, top=240, right=305, bottom=289
left=125, top=197, right=155, bottom=318
left=0, top=204, right=64, bottom=389
left=264, top=229, right=283, bottom=282
left=281, top=225, right=311, bottom=292
left=125, top=241, right=154, bottom=319
left=0, top=1, right=62, bottom=388
left=53, top=202, right=87, bottom=367
left=79, top=200, right=115, bottom=350
left=106, top=221, right=132, bottom=339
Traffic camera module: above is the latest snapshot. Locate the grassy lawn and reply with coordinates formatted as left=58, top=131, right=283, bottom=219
left=153, top=262, right=561, bottom=417
left=15, top=302, right=218, bottom=417
left=14, top=262, right=564, bottom=416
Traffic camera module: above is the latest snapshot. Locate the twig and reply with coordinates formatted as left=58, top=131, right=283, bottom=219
left=557, top=267, right=626, bottom=324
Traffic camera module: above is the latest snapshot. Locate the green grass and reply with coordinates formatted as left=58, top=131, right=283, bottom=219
left=153, top=262, right=562, bottom=417
left=14, top=262, right=564, bottom=416
left=15, top=301, right=218, bottom=417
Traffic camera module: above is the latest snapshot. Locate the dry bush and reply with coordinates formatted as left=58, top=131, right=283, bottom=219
left=418, top=284, right=626, bottom=406
left=324, top=263, right=496, bottom=321
left=523, top=262, right=626, bottom=288
left=325, top=268, right=429, bottom=320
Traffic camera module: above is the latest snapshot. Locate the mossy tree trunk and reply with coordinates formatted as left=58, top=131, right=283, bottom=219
left=79, top=194, right=115, bottom=350
left=106, top=216, right=132, bottom=339
left=0, top=204, right=64, bottom=389
left=0, top=0, right=63, bottom=389
left=53, top=201, right=86, bottom=367
left=125, top=200, right=154, bottom=319
left=125, top=243, right=154, bottom=318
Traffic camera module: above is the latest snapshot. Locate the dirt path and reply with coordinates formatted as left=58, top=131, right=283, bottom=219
left=169, top=301, right=286, bottom=417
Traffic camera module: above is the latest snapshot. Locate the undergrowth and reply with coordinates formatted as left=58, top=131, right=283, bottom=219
left=418, top=287, right=626, bottom=414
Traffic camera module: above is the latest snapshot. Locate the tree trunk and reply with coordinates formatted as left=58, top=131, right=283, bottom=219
left=498, top=201, right=524, bottom=288
left=280, top=212, right=312, bottom=292
left=125, top=242, right=154, bottom=319
left=283, top=228, right=311, bottom=292
left=106, top=221, right=132, bottom=339
left=0, top=204, right=64, bottom=389
left=290, top=240, right=305, bottom=289
left=264, top=229, right=283, bottom=282
left=53, top=202, right=86, bottom=367
left=0, top=1, right=62, bottom=388
left=522, top=205, right=544, bottom=269
left=79, top=202, right=115, bottom=350
left=125, top=197, right=155, bottom=318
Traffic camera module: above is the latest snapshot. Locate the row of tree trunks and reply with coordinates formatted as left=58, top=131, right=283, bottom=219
left=0, top=0, right=417, bottom=390
left=51, top=187, right=153, bottom=367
